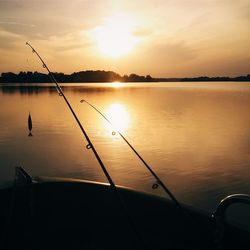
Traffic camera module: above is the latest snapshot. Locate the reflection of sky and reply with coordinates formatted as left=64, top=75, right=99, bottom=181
left=0, top=83, right=250, bottom=212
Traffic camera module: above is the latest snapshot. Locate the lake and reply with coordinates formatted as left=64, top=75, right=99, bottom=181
left=0, top=82, right=250, bottom=213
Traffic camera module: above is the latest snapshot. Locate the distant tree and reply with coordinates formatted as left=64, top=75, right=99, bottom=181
left=145, top=75, right=154, bottom=82
left=122, top=75, right=129, bottom=82
left=127, top=73, right=145, bottom=82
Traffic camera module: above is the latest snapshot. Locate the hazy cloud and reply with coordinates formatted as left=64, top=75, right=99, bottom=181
left=0, top=21, right=35, bottom=27
left=0, top=28, right=23, bottom=39
left=0, top=27, right=26, bottom=50
left=149, top=41, right=198, bottom=63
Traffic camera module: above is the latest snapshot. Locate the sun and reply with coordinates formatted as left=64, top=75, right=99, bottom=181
left=94, top=14, right=139, bottom=58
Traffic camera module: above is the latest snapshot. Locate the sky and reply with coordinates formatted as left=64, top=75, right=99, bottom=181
left=0, top=0, right=249, bottom=77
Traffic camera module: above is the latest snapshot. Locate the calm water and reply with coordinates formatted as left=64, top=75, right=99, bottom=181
left=1, top=82, right=250, bottom=213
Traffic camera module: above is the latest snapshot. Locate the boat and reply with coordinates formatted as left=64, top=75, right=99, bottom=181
left=0, top=167, right=249, bottom=250
left=1, top=43, right=249, bottom=249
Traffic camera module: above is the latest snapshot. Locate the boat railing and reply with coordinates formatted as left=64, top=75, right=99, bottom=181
left=213, top=194, right=250, bottom=218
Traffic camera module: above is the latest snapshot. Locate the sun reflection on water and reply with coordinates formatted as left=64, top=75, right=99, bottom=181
left=105, top=103, right=129, bottom=132
left=108, top=82, right=125, bottom=88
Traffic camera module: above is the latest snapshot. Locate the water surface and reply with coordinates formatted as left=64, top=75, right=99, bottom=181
left=0, top=82, right=250, bottom=213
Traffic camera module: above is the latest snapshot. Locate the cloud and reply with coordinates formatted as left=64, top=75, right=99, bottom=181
left=0, top=27, right=26, bottom=50
left=34, top=31, right=92, bottom=54
left=0, top=0, right=114, bottom=42
left=0, top=21, right=35, bottom=27
left=148, top=41, right=198, bottom=63
left=0, top=28, right=23, bottom=39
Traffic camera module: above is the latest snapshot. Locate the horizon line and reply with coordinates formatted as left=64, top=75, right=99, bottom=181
left=1, top=70, right=250, bottom=80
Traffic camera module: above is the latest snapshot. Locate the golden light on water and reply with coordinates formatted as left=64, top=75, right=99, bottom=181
left=108, top=82, right=124, bottom=88
left=93, top=14, right=139, bottom=58
left=105, top=103, right=130, bottom=132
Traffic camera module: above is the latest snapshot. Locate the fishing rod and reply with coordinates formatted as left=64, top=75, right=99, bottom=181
left=80, top=99, right=182, bottom=210
left=26, top=42, right=146, bottom=249
left=26, top=42, right=116, bottom=188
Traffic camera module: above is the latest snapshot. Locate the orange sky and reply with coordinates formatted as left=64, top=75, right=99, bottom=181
left=0, top=0, right=249, bottom=77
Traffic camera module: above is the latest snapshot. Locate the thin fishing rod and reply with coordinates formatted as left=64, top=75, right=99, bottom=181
left=25, top=42, right=115, bottom=188
left=81, top=99, right=182, bottom=209
left=26, top=43, right=146, bottom=249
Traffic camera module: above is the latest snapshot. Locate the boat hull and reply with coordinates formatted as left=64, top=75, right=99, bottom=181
left=0, top=178, right=249, bottom=249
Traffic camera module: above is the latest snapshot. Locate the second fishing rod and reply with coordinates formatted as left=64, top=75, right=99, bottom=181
left=80, top=99, right=182, bottom=210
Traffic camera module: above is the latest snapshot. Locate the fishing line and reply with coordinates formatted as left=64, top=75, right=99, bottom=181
left=80, top=99, right=182, bottom=210
left=26, top=42, right=146, bottom=250
left=25, top=51, right=34, bottom=137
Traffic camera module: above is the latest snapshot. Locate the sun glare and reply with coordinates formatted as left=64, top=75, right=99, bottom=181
left=108, top=81, right=124, bottom=88
left=94, top=14, right=138, bottom=58
left=105, top=103, right=129, bottom=132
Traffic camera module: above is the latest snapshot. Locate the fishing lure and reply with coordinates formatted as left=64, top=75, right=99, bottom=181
left=28, top=112, right=33, bottom=137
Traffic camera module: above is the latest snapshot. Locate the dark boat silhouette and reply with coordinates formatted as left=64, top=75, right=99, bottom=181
left=0, top=167, right=249, bottom=250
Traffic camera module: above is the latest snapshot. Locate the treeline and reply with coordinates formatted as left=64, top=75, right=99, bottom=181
left=180, top=75, right=250, bottom=82
left=0, top=71, right=154, bottom=83
left=0, top=71, right=249, bottom=83
left=158, top=75, right=250, bottom=82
